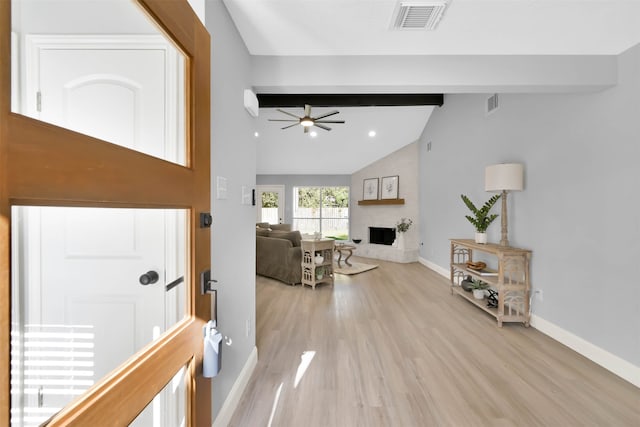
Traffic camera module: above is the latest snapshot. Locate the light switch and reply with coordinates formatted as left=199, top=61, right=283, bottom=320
left=241, top=186, right=252, bottom=205
left=216, top=176, right=227, bottom=199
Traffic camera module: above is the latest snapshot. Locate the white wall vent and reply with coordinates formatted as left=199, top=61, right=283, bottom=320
left=486, top=93, right=499, bottom=115
left=392, top=2, right=449, bottom=30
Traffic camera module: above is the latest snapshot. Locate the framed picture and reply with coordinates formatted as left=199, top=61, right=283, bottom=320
left=381, top=175, right=399, bottom=199
left=363, top=178, right=379, bottom=200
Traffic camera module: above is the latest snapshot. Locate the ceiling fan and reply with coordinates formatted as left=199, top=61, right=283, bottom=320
left=268, top=104, right=345, bottom=133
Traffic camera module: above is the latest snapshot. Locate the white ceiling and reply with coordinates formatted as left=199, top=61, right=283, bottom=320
left=255, top=106, right=434, bottom=174
left=224, top=0, right=640, bottom=56
left=226, top=0, right=640, bottom=175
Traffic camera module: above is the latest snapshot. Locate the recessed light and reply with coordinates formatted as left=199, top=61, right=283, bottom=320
left=368, top=130, right=376, bottom=137
left=254, top=132, right=259, bottom=137
left=310, top=131, right=318, bottom=138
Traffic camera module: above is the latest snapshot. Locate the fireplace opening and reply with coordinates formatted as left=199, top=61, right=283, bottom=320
left=369, top=227, right=396, bottom=245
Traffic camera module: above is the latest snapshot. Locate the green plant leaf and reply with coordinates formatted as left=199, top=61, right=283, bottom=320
left=461, top=194, right=501, bottom=232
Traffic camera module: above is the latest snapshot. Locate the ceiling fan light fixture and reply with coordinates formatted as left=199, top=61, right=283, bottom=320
left=268, top=105, right=344, bottom=133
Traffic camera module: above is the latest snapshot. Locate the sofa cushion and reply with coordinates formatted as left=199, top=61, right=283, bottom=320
left=269, top=230, right=302, bottom=247
left=256, top=222, right=270, bottom=229
left=269, top=223, right=292, bottom=231
left=256, top=228, right=271, bottom=237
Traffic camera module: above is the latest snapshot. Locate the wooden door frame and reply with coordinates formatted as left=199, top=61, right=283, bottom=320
left=0, top=0, right=212, bottom=425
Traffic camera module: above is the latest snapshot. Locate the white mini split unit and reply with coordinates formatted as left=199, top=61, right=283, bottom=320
left=244, top=89, right=259, bottom=117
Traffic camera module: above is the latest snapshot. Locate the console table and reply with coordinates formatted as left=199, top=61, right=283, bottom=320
left=450, top=239, right=531, bottom=327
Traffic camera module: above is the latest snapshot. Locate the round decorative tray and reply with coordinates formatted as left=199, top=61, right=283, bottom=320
left=466, top=261, right=487, bottom=271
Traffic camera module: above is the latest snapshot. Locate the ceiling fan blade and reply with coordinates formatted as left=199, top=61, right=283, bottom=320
left=304, top=104, right=311, bottom=117
left=315, top=120, right=345, bottom=124
left=313, top=111, right=339, bottom=120
left=277, top=108, right=302, bottom=119
left=314, top=123, right=332, bottom=131
left=268, top=119, right=298, bottom=122
left=281, top=123, right=299, bottom=130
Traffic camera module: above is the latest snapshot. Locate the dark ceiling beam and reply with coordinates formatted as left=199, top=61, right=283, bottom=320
left=256, top=93, right=444, bottom=108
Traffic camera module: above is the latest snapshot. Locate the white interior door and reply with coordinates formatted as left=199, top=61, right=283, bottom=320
left=25, top=34, right=183, bottom=162
left=12, top=35, right=185, bottom=426
left=30, top=207, right=167, bottom=411
left=256, top=185, right=285, bottom=224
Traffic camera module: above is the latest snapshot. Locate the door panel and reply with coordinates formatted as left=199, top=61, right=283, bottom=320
left=130, top=364, right=188, bottom=427
left=11, top=206, right=188, bottom=426
left=12, top=0, right=187, bottom=166
left=30, top=38, right=185, bottom=166
left=2, top=0, right=212, bottom=424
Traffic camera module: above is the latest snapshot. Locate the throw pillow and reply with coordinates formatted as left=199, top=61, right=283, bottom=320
left=270, top=230, right=302, bottom=247
left=256, top=228, right=271, bottom=237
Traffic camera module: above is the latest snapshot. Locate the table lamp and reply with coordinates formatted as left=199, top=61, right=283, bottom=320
left=485, top=163, right=524, bottom=246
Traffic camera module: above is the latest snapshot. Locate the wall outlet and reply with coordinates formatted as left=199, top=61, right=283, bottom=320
left=245, top=319, right=251, bottom=337
left=535, top=289, right=543, bottom=302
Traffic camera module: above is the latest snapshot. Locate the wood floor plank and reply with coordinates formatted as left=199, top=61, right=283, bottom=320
left=229, top=258, right=639, bottom=426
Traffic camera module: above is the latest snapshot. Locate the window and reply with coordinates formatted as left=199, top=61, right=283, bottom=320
left=293, top=187, right=349, bottom=238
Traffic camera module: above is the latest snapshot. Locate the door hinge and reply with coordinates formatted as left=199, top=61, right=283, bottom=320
left=36, top=91, right=42, bottom=112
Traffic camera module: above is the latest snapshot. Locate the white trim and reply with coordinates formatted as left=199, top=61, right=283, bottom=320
left=418, top=256, right=639, bottom=388
left=213, top=346, right=258, bottom=427
left=530, top=315, right=640, bottom=388
left=418, top=256, right=449, bottom=278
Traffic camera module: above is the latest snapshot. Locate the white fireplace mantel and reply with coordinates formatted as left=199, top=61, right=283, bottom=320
left=352, top=242, right=418, bottom=263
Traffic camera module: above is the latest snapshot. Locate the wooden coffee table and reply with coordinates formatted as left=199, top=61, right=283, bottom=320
left=335, top=244, right=356, bottom=267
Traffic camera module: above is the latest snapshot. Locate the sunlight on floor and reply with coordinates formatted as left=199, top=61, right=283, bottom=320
left=266, top=350, right=316, bottom=426
left=267, top=382, right=284, bottom=427
left=294, top=350, right=316, bottom=388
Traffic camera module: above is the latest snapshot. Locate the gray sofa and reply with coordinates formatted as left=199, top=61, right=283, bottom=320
left=256, top=224, right=302, bottom=285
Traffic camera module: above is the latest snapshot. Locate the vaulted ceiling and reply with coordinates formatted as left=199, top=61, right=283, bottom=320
left=222, top=0, right=640, bottom=174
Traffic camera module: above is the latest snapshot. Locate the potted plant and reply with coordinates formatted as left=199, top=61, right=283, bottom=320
left=461, top=194, right=501, bottom=244
left=469, top=279, right=489, bottom=300
left=460, top=275, right=474, bottom=292
left=394, top=218, right=412, bottom=249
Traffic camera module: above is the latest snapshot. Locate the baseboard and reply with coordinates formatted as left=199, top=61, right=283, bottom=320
left=418, top=257, right=639, bottom=388
left=213, top=346, right=258, bottom=427
left=530, top=315, right=639, bottom=388
left=418, top=256, right=449, bottom=279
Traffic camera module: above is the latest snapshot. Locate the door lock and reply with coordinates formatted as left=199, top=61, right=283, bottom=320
left=200, top=269, right=218, bottom=294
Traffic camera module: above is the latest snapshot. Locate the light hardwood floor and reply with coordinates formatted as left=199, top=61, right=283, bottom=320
left=229, top=258, right=639, bottom=426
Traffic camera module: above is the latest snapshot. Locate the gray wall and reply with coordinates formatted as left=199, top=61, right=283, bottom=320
left=207, top=0, right=257, bottom=417
left=419, top=44, right=640, bottom=366
left=257, top=174, right=351, bottom=224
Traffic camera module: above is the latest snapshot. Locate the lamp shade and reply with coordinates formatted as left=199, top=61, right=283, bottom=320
left=485, top=163, right=524, bottom=192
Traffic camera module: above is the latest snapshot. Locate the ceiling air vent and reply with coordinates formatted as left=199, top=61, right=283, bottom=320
left=392, top=1, right=449, bottom=30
